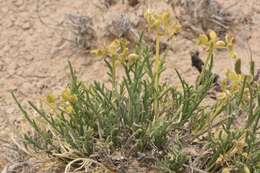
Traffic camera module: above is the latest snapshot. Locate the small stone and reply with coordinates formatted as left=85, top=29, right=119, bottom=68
left=24, top=55, right=34, bottom=61
left=21, top=21, right=31, bottom=30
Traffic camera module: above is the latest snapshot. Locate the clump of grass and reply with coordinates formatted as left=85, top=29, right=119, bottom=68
left=12, top=9, right=259, bottom=173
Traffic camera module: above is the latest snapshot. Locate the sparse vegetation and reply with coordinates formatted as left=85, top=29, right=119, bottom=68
left=9, top=8, right=260, bottom=173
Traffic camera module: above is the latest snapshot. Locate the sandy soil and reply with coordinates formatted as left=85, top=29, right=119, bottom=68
left=0, top=0, right=260, bottom=170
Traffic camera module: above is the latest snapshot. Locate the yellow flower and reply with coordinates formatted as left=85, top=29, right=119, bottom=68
left=217, top=90, right=231, bottom=102
left=228, top=49, right=236, bottom=59
left=229, top=137, right=247, bottom=155
left=91, top=49, right=108, bottom=57
left=257, top=162, right=260, bottom=169
left=242, top=152, right=249, bottom=159
left=92, top=39, right=130, bottom=66
left=197, top=31, right=237, bottom=58
left=197, top=34, right=209, bottom=45
left=118, top=47, right=129, bottom=63
left=198, top=31, right=225, bottom=49
left=225, top=34, right=237, bottom=59
left=62, top=89, right=78, bottom=104
left=109, top=39, right=128, bottom=54
left=216, top=40, right=226, bottom=48
left=242, top=165, right=251, bottom=173
left=46, top=92, right=56, bottom=104
left=144, top=9, right=181, bottom=36
left=144, top=9, right=157, bottom=32
left=216, top=154, right=225, bottom=164
left=225, top=34, right=236, bottom=49
left=225, top=70, right=244, bottom=92
left=65, top=105, right=74, bottom=114
left=222, top=168, right=231, bottom=173
left=91, top=39, right=129, bottom=59
left=44, top=92, right=58, bottom=114
left=168, top=19, right=181, bottom=36
left=126, top=53, right=139, bottom=63
left=209, top=30, right=217, bottom=43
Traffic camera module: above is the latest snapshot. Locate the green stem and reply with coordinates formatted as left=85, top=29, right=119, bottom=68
left=112, top=56, right=117, bottom=96
left=153, top=33, right=161, bottom=122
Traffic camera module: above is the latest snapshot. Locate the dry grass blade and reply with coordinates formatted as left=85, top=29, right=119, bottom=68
left=0, top=137, right=42, bottom=173
left=64, top=158, right=112, bottom=173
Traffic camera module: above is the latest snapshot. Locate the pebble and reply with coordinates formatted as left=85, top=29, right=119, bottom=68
left=24, top=54, right=34, bottom=61
left=21, top=21, right=31, bottom=30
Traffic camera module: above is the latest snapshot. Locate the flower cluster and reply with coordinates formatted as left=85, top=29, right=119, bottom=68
left=62, top=88, right=78, bottom=104
left=144, top=9, right=181, bottom=36
left=91, top=38, right=138, bottom=65
left=45, top=88, right=78, bottom=115
left=217, top=70, right=246, bottom=101
left=198, top=31, right=236, bottom=59
left=214, top=131, right=250, bottom=173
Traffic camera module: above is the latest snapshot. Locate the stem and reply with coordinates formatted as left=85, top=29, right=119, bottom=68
left=112, top=56, right=117, bottom=95
left=196, top=45, right=213, bottom=87
left=153, top=32, right=161, bottom=121
left=155, top=33, right=161, bottom=89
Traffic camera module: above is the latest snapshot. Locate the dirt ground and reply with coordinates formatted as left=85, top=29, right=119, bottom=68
left=0, top=0, right=260, bottom=171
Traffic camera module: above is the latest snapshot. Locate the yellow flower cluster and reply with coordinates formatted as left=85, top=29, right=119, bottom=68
left=229, top=137, right=247, bottom=156
left=144, top=9, right=181, bottom=36
left=45, top=92, right=57, bottom=112
left=215, top=132, right=249, bottom=169
left=46, top=92, right=56, bottom=104
left=45, top=89, right=78, bottom=115
left=221, top=166, right=250, bottom=173
left=62, top=89, right=78, bottom=104
left=91, top=39, right=138, bottom=65
left=217, top=70, right=246, bottom=101
left=198, top=31, right=236, bottom=59
left=92, top=39, right=128, bottom=57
